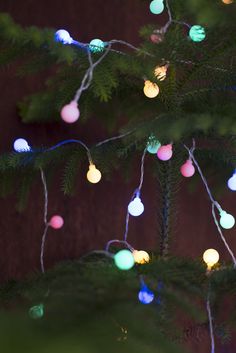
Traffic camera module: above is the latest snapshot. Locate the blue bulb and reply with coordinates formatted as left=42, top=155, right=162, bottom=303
left=13, top=138, right=31, bottom=152
left=150, top=0, right=164, bottom=15
left=228, top=171, right=236, bottom=191
left=89, top=39, right=105, bottom=53
left=189, top=25, right=206, bottom=42
left=55, top=29, right=73, bottom=44
left=138, top=285, right=154, bottom=304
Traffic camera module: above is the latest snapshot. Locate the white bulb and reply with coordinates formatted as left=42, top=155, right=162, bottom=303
left=220, top=210, right=235, bottom=230
left=228, top=173, right=236, bottom=191
left=13, top=138, right=31, bottom=152
left=128, top=197, right=144, bottom=217
left=55, top=29, right=73, bottom=44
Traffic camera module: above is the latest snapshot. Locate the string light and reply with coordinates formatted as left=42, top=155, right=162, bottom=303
left=143, top=80, right=160, bottom=98
left=189, top=25, right=206, bottom=42
left=222, top=0, right=233, bottom=4
left=149, top=0, right=165, bottom=15
left=180, top=159, right=195, bottom=177
left=60, top=101, right=80, bottom=123
left=138, top=283, right=154, bottom=304
left=154, top=65, right=168, bottom=81
left=87, top=164, right=102, bottom=184
left=114, top=249, right=135, bottom=270
left=128, top=195, right=144, bottom=217
left=133, top=250, right=150, bottom=264
left=13, top=138, right=31, bottom=152
left=89, top=39, right=105, bottom=53
left=203, top=249, right=219, bottom=270
left=147, top=138, right=161, bottom=154
left=157, top=144, right=173, bottom=161
left=227, top=170, right=236, bottom=191
left=29, top=304, right=44, bottom=319
left=49, top=215, right=64, bottom=229
left=55, top=29, right=73, bottom=44
left=219, top=210, right=235, bottom=229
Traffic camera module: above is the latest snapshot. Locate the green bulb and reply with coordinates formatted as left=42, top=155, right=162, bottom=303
left=147, top=137, right=161, bottom=154
left=189, top=25, right=206, bottom=42
left=150, top=0, right=164, bottom=15
left=220, top=210, right=235, bottom=229
left=29, top=304, right=44, bottom=319
left=114, top=250, right=135, bottom=270
left=89, top=39, right=105, bottom=53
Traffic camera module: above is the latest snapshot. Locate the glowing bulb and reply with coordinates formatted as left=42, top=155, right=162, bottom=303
left=49, top=215, right=64, bottom=229
left=180, top=159, right=195, bottom=177
left=222, top=0, right=233, bottom=4
left=89, top=39, right=105, bottom=53
left=87, top=164, right=102, bottom=184
left=150, top=0, right=164, bottom=15
left=114, top=249, right=135, bottom=271
left=61, top=101, right=80, bottom=123
left=128, top=196, right=144, bottom=217
left=147, top=137, right=161, bottom=154
left=157, top=144, right=173, bottom=161
left=154, top=65, right=168, bottom=81
left=29, top=304, right=44, bottom=319
left=133, top=250, right=150, bottom=264
left=203, top=249, right=219, bottom=270
left=13, top=138, right=31, bottom=152
left=220, top=210, right=235, bottom=229
left=143, top=80, right=160, bottom=98
left=227, top=171, right=236, bottom=191
left=138, top=284, right=154, bottom=304
left=189, top=25, right=206, bottom=42
left=55, top=29, right=73, bottom=44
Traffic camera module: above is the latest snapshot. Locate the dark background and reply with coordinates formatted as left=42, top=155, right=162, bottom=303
left=0, top=1, right=236, bottom=352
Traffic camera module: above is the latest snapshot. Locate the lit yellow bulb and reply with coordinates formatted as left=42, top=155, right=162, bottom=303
left=87, top=164, right=102, bottom=184
left=143, top=80, right=160, bottom=98
left=133, top=250, right=150, bottom=264
left=203, top=249, right=219, bottom=270
left=222, top=0, right=233, bottom=4
left=154, top=65, right=168, bottom=81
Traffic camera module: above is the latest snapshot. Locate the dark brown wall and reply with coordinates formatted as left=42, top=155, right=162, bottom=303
left=0, top=2, right=236, bottom=350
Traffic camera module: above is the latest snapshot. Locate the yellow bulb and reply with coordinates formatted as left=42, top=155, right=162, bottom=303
left=143, top=80, right=160, bottom=98
left=203, top=249, right=219, bottom=269
left=154, top=65, right=168, bottom=81
left=133, top=250, right=150, bottom=264
left=222, top=0, right=233, bottom=4
left=87, top=164, right=102, bottom=184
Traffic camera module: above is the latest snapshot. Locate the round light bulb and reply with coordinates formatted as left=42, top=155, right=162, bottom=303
left=220, top=210, right=235, bottom=229
left=150, top=0, right=165, bottom=15
left=61, top=101, right=80, bottom=123
left=133, top=250, right=150, bottom=264
left=128, top=196, right=144, bottom=217
left=138, top=285, right=154, bottom=304
left=180, top=159, right=195, bottom=177
left=154, top=65, right=168, bottom=81
left=87, top=164, right=102, bottom=184
left=203, top=249, right=219, bottom=269
left=29, top=304, right=44, bottom=319
left=189, top=25, right=206, bottom=42
left=147, top=137, right=161, bottom=154
left=114, top=249, right=135, bottom=271
left=143, top=80, right=160, bottom=98
left=157, top=144, right=173, bottom=161
left=227, top=172, right=236, bottom=191
left=222, top=0, right=233, bottom=4
left=13, top=138, right=31, bottom=152
left=49, top=215, right=64, bottom=229
left=55, top=29, right=73, bottom=44
left=89, top=39, right=105, bottom=53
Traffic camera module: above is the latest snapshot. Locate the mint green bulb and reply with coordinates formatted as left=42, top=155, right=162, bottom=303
left=29, top=304, right=44, bottom=319
left=189, top=25, right=206, bottom=42
left=220, top=210, right=235, bottom=229
left=147, top=138, right=161, bottom=154
left=114, top=250, right=135, bottom=270
left=89, top=39, right=105, bottom=53
left=149, top=0, right=164, bottom=15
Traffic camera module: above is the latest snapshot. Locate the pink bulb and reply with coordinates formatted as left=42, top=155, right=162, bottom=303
left=180, top=160, right=195, bottom=177
left=49, top=215, right=64, bottom=229
left=60, top=101, right=80, bottom=123
left=157, top=144, right=173, bottom=161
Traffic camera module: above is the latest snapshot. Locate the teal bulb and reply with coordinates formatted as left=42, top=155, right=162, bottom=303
left=29, top=304, right=44, bottom=319
left=189, top=25, right=206, bottom=42
left=147, top=139, right=161, bottom=154
left=220, top=211, right=235, bottom=229
left=114, top=250, right=135, bottom=271
left=89, top=39, right=105, bottom=53
left=150, top=0, right=164, bottom=15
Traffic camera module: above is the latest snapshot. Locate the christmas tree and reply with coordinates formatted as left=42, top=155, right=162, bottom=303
left=0, top=0, right=236, bottom=352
